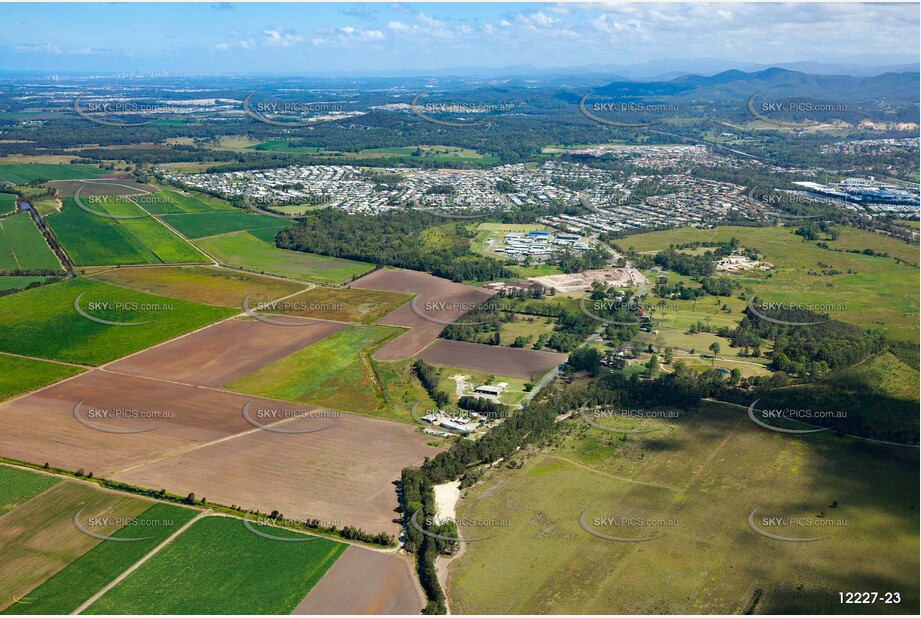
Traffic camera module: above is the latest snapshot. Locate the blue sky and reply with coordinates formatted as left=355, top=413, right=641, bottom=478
left=2, top=2, right=918, bottom=74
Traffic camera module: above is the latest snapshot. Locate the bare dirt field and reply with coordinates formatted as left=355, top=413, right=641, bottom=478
left=46, top=179, right=158, bottom=198
left=529, top=267, right=645, bottom=294
left=106, top=317, right=347, bottom=387
left=293, top=547, right=424, bottom=615
left=0, top=370, right=264, bottom=475
left=350, top=269, right=492, bottom=361
left=112, top=411, right=438, bottom=535
left=417, top=339, right=565, bottom=380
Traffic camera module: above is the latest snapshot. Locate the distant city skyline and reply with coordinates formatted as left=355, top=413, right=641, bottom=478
left=2, top=2, right=918, bottom=75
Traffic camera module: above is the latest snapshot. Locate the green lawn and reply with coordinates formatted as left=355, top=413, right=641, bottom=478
left=196, top=230, right=374, bottom=285
left=0, top=278, right=235, bottom=365
left=227, top=325, right=400, bottom=415
left=0, top=465, right=60, bottom=516
left=0, top=213, right=60, bottom=271
left=7, top=503, right=197, bottom=615
left=83, top=516, right=346, bottom=615
left=0, top=353, right=84, bottom=403
left=161, top=211, right=290, bottom=239
left=0, top=164, right=104, bottom=184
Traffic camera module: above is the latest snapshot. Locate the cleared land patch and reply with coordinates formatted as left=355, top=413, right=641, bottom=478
left=350, top=268, right=493, bottom=360
left=0, top=481, right=153, bottom=613
left=83, top=516, right=346, bottom=615
left=271, top=285, right=412, bottom=324
left=197, top=229, right=374, bottom=285
left=0, top=212, right=60, bottom=272
left=0, top=278, right=234, bottom=365
left=293, top=546, right=424, bottom=615
left=5, top=502, right=197, bottom=615
left=418, top=339, right=565, bottom=380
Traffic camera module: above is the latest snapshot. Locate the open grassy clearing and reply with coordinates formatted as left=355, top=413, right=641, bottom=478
left=0, top=481, right=154, bottom=613
left=83, top=516, right=347, bottom=615
left=431, top=364, right=532, bottom=406
left=30, top=197, right=61, bottom=217
left=161, top=210, right=290, bottom=239
left=620, top=225, right=920, bottom=343
left=227, top=324, right=400, bottom=416
left=0, top=353, right=84, bottom=403
left=448, top=401, right=919, bottom=614
left=0, top=213, right=60, bottom=271
left=0, top=465, right=60, bottom=516
left=0, top=278, right=234, bottom=365
left=0, top=164, right=105, bottom=184
left=196, top=230, right=374, bottom=285
left=7, top=502, right=197, bottom=615
left=88, top=265, right=307, bottom=308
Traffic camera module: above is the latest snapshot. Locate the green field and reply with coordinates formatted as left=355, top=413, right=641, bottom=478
left=448, top=402, right=919, bottom=614
left=0, top=353, right=84, bottom=403
left=161, top=211, right=290, bottom=239
left=620, top=225, right=920, bottom=343
left=7, top=503, right=197, bottom=615
left=0, top=193, right=16, bottom=214
left=0, top=275, right=51, bottom=292
left=228, top=325, right=400, bottom=416
left=196, top=230, right=374, bottom=285
left=46, top=198, right=207, bottom=266
left=0, top=213, right=60, bottom=271
left=0, top=164, right=105, bottom=184
left=0, top=278, right=234, bottom=365
left=89, top=265, right=307, bottom=308
left=270, top=285, right=411, bottom=323
left=0, top=465, right=59, bottom=516
left=83, top=516, right=346, bottom=614
left=135, top=190, right=234, bottom=215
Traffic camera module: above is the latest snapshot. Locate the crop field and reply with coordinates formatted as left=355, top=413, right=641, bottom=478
left=447, top=402, right=920, bottom=614
left=0, top=465, right=59, bottom=516
left=0, top=353, right=83, bottom=403
left=0, top=164, right=105, bottom=184
left=0, top=481, right=155, bottom=613
left=0, top=278, right=234, bottom=365
left=88, top=265, right=308, bottom=308
left=135, top=190, right=233, bottom=215
left=7, top=503, right=198, bottom=615
left=0, top=213, right=60, bottom=271
left=161, top=210, right=290, bottom=239
left=620, top=226, right=920, bottom=343
left=418, top=339, right=565, bottom=380
left=0, top=192, right=16, bottom=213
left=108, top=317, right=347, bottom=388
left=83, top=516, right=346, bottom=615
left=227, top=324, right=400, bottom=415
left=271, top=285, right=411, bottom=323
left=45, top=180, right=157, bottom=198
left=46, top=198, right=208, bottom=266
left=293, top=547, right=424, bottom=614
left=350, top=268, right=493, bottom=360
left=197, top=230, right=374, bottom=284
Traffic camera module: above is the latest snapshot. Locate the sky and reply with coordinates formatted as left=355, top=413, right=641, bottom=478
left=2, top=2, right=919, bottom=75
